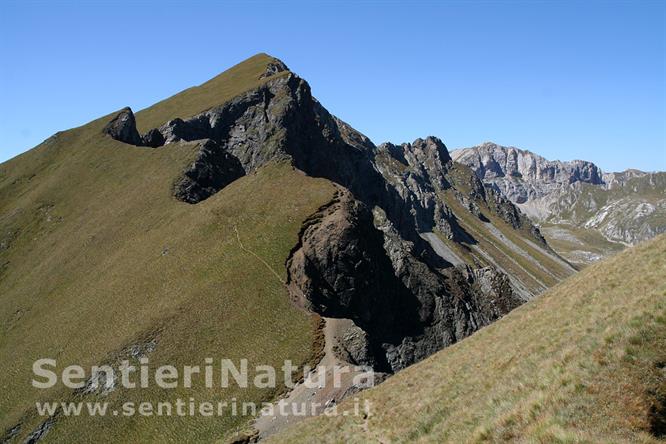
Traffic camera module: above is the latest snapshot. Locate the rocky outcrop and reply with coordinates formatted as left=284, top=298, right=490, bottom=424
left=337, top=323, right=375, bottom=367
left=465, top=266, right=523, bottom=315
left=602, top=169, right=650, bottom=189
left=286, top=190, right=524, bottom=372
left=483, top=185, right=549, bottom=246
left=173, top=139, right=245, bottom=203
left=105, top=74, right=542, bottom=253
left=103, top=107, right=142, bottom=146
left=582, top=195, right=666, bottom=245
left=142, top=128, right=165, bottom=148
left=374, top=138, right=453, bottom=235
left=113, top=74, right=381, bottom=205
left=371, top=208, right=525, bottom=370
left=376, top=139, right=547, bottom=247
left=286, top=190, right=420, bottom=371
left=260, top=58, right=289, bottom=79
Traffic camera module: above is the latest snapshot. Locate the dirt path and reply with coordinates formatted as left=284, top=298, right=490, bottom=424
left=232, top=224, right=374, bottom=440
left=253, top=317, right=367, bottom=440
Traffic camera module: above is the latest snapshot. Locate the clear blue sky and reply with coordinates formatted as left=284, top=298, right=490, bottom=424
left=1, top=0, right=665, bottom=172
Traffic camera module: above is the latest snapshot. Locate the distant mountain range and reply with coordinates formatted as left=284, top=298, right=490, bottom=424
left=452, top=142, right=666, bottom=266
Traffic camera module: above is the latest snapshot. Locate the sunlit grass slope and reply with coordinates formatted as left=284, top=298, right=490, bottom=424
left=272, top=234, right=666, bottom=443
left=0, top=55, right=336, bottom=442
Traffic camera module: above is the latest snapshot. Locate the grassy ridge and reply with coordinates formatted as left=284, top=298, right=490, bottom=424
left=134, top=53, right=288, bottom=132
left=271, top=234, right=666, bottom=443
left=0, top=55, right=337, bottom=442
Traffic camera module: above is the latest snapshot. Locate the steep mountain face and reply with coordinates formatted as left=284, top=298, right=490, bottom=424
left=451, top=142, right=604, bottom=206
left=106, top=64, right=574, bottom=372
left=453, top=142, right=666, bottom=265
left=0, top=54, right=574, bottom=442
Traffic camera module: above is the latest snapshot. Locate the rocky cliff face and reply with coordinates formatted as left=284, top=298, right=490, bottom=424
left=286, top=189, right=523, bottom=371
left=452, top=142, right=604, bottom=205
left=453, top=143, right=666, bottom=255
left=103, top=60, right=572, bottom=372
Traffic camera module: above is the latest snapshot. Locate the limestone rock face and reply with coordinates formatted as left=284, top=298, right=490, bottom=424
left=375, top=139, right=546, bottom=247
left=452, top=142, right=604, bottom=204
left=453, top=142, right=666, bottom=251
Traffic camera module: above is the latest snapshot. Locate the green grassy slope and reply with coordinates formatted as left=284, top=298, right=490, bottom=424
left=272, top=234, right=666, bottom=443
left=0, top=56, right=336, bottom=442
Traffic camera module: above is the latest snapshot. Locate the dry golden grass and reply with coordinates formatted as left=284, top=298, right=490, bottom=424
left=271, top=234, right=666, bottom=443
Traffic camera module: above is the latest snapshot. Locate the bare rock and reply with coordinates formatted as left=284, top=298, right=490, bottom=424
left=141, top=128, right=165, bottom=148
left=453, top=142, right=666, bottom=246
left=103, top=107, right=142, bottom=146
left=173, top=139, right=245, bottom=204
left=260, top=58, right=289, bottom=79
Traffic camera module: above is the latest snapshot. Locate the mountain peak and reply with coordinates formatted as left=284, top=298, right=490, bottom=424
left=453, top=142, right=604, bottom=186
left=475, top=141, right=537, bottom=158
left=0, top=52, right=593, bottom=443
left=257, top=54, right=290, bottom=78
left=407, top=136, right=451, bottom=163
left=133, top=53, right=294, bottom=132
left=230, top=52, right=290, bottom=77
